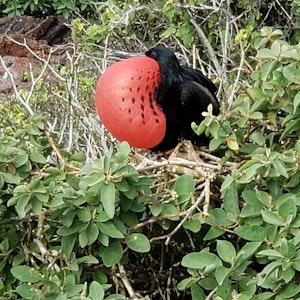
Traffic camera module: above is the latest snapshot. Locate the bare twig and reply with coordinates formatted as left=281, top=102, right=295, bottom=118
left=33, top=212, right=60, bottom=272
left=117, top=263, right=147, bottom=299
left=150, top=188, right=206, bottom=245
left=227, top=20, right=247, bottom=107
left=0, top=55, right=34, bottom=116
left=44, top=127, right=65, bottom=164
left=6, top=36, right=66, bottom=81
left=190, top=18, right=222, bottom=76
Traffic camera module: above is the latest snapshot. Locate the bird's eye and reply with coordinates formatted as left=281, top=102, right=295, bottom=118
left=150, top=51, right=158, bottom=58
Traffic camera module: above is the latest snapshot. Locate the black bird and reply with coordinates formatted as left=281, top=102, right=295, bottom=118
left=95, top=44, right=219, bottom=151
left=144, top=44, right=219, bottom=150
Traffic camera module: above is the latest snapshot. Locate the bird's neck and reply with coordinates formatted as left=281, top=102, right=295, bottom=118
left=156, top=63, right=182, bottom=105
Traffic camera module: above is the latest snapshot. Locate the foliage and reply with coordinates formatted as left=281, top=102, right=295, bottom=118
left=0, top=117, right=153, bottom=299
left=1, top=0, right=300, bottom=299
left=2, top=27, right=300, bottom=298
left=184, top=27, right=300, bottom=299
left=0, top=0, right=96, bottom=18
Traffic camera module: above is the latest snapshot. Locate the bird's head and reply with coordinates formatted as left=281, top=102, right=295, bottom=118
left=146, top=44, right=178, bottom=64
left=145, top=45, right=182, bottom=102
left=146, top=45, right=181, bottom=77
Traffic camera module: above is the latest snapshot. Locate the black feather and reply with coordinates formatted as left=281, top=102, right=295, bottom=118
left=145, top=44, right=219, bottom=151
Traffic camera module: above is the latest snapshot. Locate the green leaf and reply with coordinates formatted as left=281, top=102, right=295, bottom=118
left=177, top=278, right=198, bottom=291
left=160, top=25, right=177, bottom=39
left=61, top=210, right=76, bottom=228
left=11, top=266, right=41, bottom=283
left=98, top=233, right=109, bottom=247
left=257, top=249, right=282, bottom=258
left=261, top=60, right=280, bottom=81
left=278, top=283, right=300, bottom=298
left=3, top=172, right=21, bottom=184
left=79, top=229, right=88, bottom=247
left=29, top=152, right=47, bottom=164
left=183, top=219, right=201, bottom=233
left=238, top=163, right=263, bottom=184
left=220, top=175, right=235, bottom=192
left=115, top=142, right=130, bottom=162
left=281, top=266, right=295, bottom=283
left=283, top=65, right=300, bottom=84
left=13, top=155, right=28, bottom=168
left=209, top=137, right=223, bottom=151
left=15, top=194, right=31, bottom=218
left=203, top=226, right=225, bottom=240
left=223, top=187, right=240, bottom=218
left=87, top=223, right=99, bottom=245
left=250, top=111, right=263, bottom=120
left=234, top=226, right=267, bottom=241
left=106, top=295, right=126, bottom=300
left=250, top=131, right=265, bottom=145
left=210, top=208, right=233, bottom=227
left=217, top=240, right=236, bottom=263
left=257, top=261, right=281, bottom=287
left=256, top=48, right=274, bottom=59
left=278, top=198, right=297, bottom=219
left=182, top=252, right=222, bottom=272
left=208, top=120, right=221, bottom=139
left=261, top=210, right=285, bottom=226
left=32, top=197, right=42, bottom=215
left=256, top=191, right=272, bottom=208
left=173, top=174, right=195, bottom=202
left=102, top=242, right=123, bottom=267
left=252, top=292, right=275, bottom=300
left=238, top=242, right=262, bottom=262
left=61, top=234, right=77, bottom=258
left=248, top=87, right=268, bottom=103
left=150, top=203, right=162, bottom=217
left=57, top=220, right=83, bottom=236
left=76, top=208, right=92, bottom=222
left=240, top=203, right=263, bottom=218
left=77, top=256, right=99, bottom=264
left=35, top=192, right=48, bottom=203
left=87, top=173, right=106, bottom=187
left=191, top=284, right=205, bottom=300
left=215, top=266, right=231, bottom=286
left=293, top=91, right=300, bottom=114
left=101, top=182, right=115, bottom=219
left=98, top=222, right=124, bottom=239
left=125, top=233, right=150, bottom=253
left=192, top=120, right=207, bottom=136
left=226, top=134, right=239, bottom=150
left=89, top=281, right=104, bottom=300
left=160, top=203, right=179, bottom=217
left=242, top=190, right=260, bottom=204
left=16, top=283, right=39, bottom=299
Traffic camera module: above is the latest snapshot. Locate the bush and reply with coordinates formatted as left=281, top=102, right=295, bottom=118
left=1, top=1, right=300, bottom=299
left=186, top=27, right=300, bottom=299
left=2, top=27, right=300, bottom=299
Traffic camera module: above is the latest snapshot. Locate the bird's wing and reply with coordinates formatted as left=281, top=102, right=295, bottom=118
left=180, top=81, right=220, bottom=115
left=181, top=66, right=217, bottom=95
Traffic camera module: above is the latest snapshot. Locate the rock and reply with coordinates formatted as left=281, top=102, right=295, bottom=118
left=0, top=15, right=71, bottom=94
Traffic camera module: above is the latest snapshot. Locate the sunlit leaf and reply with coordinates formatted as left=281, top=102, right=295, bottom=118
left=125, top=233, right=150, bottom=253
left=234, top=226, right=267, bottom=241
left=217, top=240, right=236, bottom=263
left=89, top=281, right=105, bottom=300
left=101, top=182, right=115, bottom=219
left=102, top=242, right=123, bottom=267
left=11, top=266, right=41, bottom=283
left=173, top=174, right=195, bottom=202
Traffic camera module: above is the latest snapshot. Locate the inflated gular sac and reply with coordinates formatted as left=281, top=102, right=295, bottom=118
left=95, top=57, right=166, bottom=149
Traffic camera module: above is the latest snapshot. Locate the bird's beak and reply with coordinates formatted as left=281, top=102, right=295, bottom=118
left=107, top=49, right=146, bottom=59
